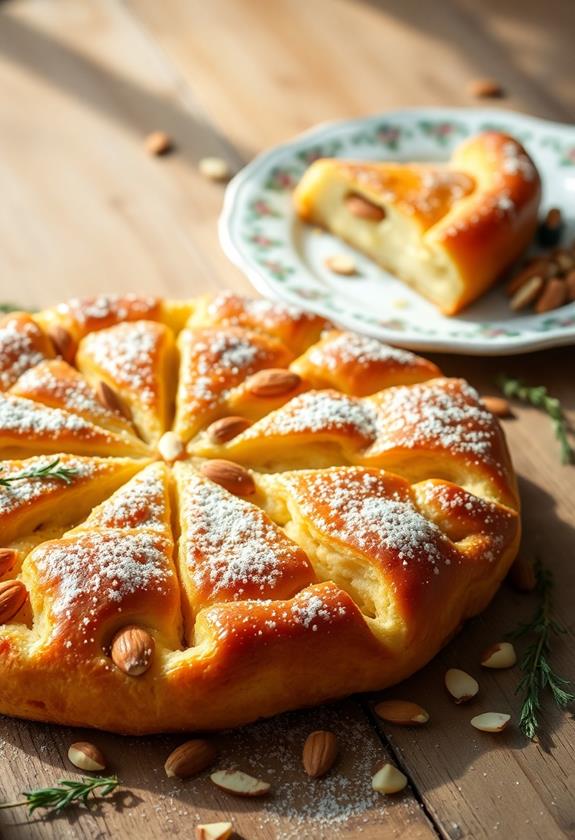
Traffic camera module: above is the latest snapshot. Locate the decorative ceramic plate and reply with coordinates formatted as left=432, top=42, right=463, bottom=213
left=220, top=108, right=575, bottom=355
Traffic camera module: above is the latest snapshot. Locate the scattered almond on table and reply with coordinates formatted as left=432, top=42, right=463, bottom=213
left=468, top=78, right=504, bottom=98
left=470, top=712, right=511, bottom=733
left=195, top=823, right=233, bottom=840
left=198, top=156, right=232, bottom=182
left=481, top=641, right=517, bottom=669
left=145, top=131, right=173, bottom=156
left=481, top=395, right=512, bottom=418
left=302, top=730, right=338, bottom=778
left=165, top=739, right=217, bottom=779
left=445, top=668, right=479, bottom=703
left=372, top=763, right=408, bottom=794
left=68, top=741, right=107, bottom=772
left=374, top=699, right=429, bottom=725
left=210, top=769, right=271, bottom=797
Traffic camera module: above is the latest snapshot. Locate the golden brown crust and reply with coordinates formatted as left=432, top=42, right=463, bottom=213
left=0, top=292, right=520, bottom=733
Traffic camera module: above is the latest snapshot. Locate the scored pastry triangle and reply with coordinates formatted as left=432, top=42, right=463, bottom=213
left=255, top=466, right=519, bottom=651
left=22, top=460, right=181, bottom=651
left=173, top=461, right=315, bottom=632
left=10, top=359, right=136, bottom=437
left=76, top=320, right=177, bottom=444
left=0, top=454, right=146, bottom=546
left=290, top=329, right=440, bottom=396
left=187, top=291, right=328, bottom=355
left=191, top=378, right=516, bottom=506
left=0, top=312, right=54, bottom=392
left=174, top=326, right=297, bottom=441
left=0, top=394, right=150, bottom=458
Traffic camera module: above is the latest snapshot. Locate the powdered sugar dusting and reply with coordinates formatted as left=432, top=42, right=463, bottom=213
left=0, top=316, right=48, bottom=391
left=0, top=456, right=108, bottom=516
left=178, top=470, right=309, bottom=599
left=0, top=394, right=106, bottom=439
left=62, top=293, right=159, bottom=327
left=81, top=464, right=167, bottom=532
left=308, top=331, right=420, bottom=370
left=80, top=322, right=164, bottom=404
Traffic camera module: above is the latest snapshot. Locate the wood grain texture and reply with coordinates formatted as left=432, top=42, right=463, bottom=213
left=0, top=0, right=574, bottom=837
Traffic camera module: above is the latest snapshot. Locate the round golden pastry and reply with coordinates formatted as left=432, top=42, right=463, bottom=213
left=0, top=292, right=520, bottom=733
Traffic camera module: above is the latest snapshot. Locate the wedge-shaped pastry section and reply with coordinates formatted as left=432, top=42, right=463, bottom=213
left=173, top=462, right=315, bottom=628
left=291, top=330, right=440, bottom=396
left=188, top=291, right=328, bottom=354
left=255, top=467, right=519, bottom=656
left=0, top=454, right=145, bottom=552
left=36, top=293, right=163, bottom=341
left=175, top=326, right=297, bottom=441
left=0, top=394, right=150, bottom=458
left=191, top=378, right=517, bottom=506
left=0, top=312, right=54, bottom=392
left=10, top=359, right=136, bottom=438
left=293, top=132, right=541, bottom=314
left=76, top=321, right=177, bottom=444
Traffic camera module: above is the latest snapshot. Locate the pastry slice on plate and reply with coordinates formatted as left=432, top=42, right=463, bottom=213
left=294, top=132, right=541, bottom=314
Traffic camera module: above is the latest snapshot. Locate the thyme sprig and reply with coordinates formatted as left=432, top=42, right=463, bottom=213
left=0, top=457, right=78, bottom=487
left=510, top=560, right=574, bottom=740
left=497, top=374, right=573, bottom=465
left=0, top=776, right=119, bottom=814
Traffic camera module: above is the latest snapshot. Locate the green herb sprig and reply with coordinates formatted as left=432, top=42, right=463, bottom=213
left=510, top=560, right=574, bottom=740
left=497, top=374, right=573, bottom=465
left=0, top=457, right=78, bottom=487
left=0, top=775, right=119, bottom=814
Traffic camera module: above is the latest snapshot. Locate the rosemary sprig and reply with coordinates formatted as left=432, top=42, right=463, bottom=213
left=0, top=303, right=23, bottom=314
left=510, top=560, right=574, bottom=740
left=0, top=775, right=119, bottom=814
left=496, top=374, right=573, bottom=465
left=0, top=457, right=78, bottom=487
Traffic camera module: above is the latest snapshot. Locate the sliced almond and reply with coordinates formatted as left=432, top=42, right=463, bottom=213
left=374, top=699, right=429, bottom=726
left=198, top=157, right=231, bottom=182
left=0, top=579, right=27, bottom=624
left=470, top=712, right=510, bottom=733
left=48, top=325, right=76, bottom=363
left=145, top=131, right=173, bottom=156
left=201, top=459, right=256, bottom=496
left=210, top=769, right=270, bottom=797
left=508, top=554, right=537, bottom=592
left=111, top=625, right=154, bottom=676
left=165, top=739, right=217, bottom=779
left=96, top=380, right=132, bottom=420
left=302, top=730, right=338, bottom=778
left=509, top=275, right=544, bottom=311
left=481, top=396, right=512, bottom=418
left=372, top=763, right=407, bottom=794
left=468, top=78, right=504, bottom=98
left=325, top=254, right=357, bottom=276
left=0, top=549, right=17, bottom=577
left=506, top=259, right=548, bottom=297
left=195, top=823, right=233, bottom=840
left=157, top=431, right=185, bottom=462
left=445, top=668, right=479, bottom=703
left=246, top=368, right=301, bottom=398
left=68, top=741, right=107, bottom=772
left=481, top=641, right=517, bottom=669
left=534, top=278, right=567, bottom=313
left=345, top=193, right=386, bottom=222
left=207, top=415, right=251, bottom=444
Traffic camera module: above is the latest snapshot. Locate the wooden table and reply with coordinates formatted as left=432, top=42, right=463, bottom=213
left=0, top=1, right=574, bottom=837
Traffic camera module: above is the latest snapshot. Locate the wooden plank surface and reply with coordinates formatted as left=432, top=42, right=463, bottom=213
left=0, top=0, right=574, bottom=838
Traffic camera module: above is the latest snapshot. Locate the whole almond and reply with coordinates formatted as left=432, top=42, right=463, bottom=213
left=246, top=369, right=301, bottom=398
left=481, top=641, right=517, bottom=669
left=508, top=555, right=537, bottom=592
left=210, top=769, right=271, bottom=797
left=345, top=193, right=386, bottom=222
left=48, top=325, right=76, bottom=363
left=201, top=459, right=256, bottom=496
left=157, top=431, right=185, bottom=462
left=302, top=730, right=338, bottom=778
left=0, top=548, right=17, bottom=577
left=165, top=739, right=217, bottom=779
left=565, top=270, right=575, bottom=301
left=68, top=741, right=107, bottom=772
left=509, top=275, right=544, bottom=311
left=195, top=823, right=233, bottom=840
left=445, top=668, right=479, bottom=703
left=470, top=712, right=510, bottom=733
left=374, top=699, right=429, bottom=725
left=96, top=381, right=132, bottom=420
left=481, top=396, right=512, bottom=418
left=372, top=763, right=407, bottom=794
left=145, top=131, right=173, bottom=156
left=111, top=625, right=154, bottom=676
left=534, top=278, right=567, bottom=313
left=325, top=254, right=357, bottom=276
left=0, top=579, right=27, bottom=624
left=468, top=78, right=504, bottom=98
left=207, top=416, right=251, bottom=444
